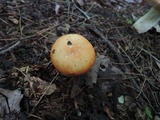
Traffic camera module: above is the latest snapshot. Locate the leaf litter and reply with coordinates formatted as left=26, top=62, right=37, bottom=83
left=0, top=0, right=160, bottom=119
left=0, top=88, right=23, bottom=117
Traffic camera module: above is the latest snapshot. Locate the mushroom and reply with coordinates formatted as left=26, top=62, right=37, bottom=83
left=50, top=34, right=95, bottom=76
left=133, top=0, right=160, bottom=33
left=146, top=0, right=160, bottom=11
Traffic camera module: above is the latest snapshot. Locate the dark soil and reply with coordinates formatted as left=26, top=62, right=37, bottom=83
left=0, top=0, right=160, bottom=120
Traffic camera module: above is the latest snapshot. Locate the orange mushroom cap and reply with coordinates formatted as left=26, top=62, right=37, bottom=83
left=50, top=34, right=96, bottom=76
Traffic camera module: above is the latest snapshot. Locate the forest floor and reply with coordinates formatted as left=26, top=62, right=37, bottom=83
left=0, top=0, right=160, bottom=120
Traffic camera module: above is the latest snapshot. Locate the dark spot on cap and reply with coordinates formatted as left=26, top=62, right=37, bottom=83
left=52, top=49, right=55, bottom=54
left=67, top=41, right=72, bottom=45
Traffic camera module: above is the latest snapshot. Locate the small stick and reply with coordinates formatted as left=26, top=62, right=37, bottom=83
left=86, top=25, right=143, bottom=97
left=0, top=34, right=36, bottom=41
left=72, top=0, right=90, bottom=20
left=0, top=41, right=21, bottom=55
left=137, top=46, right=160, bottom=64
left=86, top=25, right=126, bottom=70
left=32, top=73, right=58, bottom=110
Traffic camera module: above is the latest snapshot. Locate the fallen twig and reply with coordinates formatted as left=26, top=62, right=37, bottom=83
left=117, top=42, right=156, bottom=111
left=32, top=72, right=58, bottom=111
left=137, top=46, right=160, bottom=64
left=71, top=0, right=90, bottom=20
left=0, top=34, right=36, bottom=41
left=86, top=25, right=126, bottom=69
left=86, top=25, right=155, bottom=110
left=0, top=41, right=21, bottom=55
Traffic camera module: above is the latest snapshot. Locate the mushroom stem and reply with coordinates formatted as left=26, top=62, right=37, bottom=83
left=133, top=7, right=160, bottom=33
left=146, top=0, right=160, bottom=12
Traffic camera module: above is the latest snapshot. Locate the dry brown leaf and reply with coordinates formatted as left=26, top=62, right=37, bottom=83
left=98, top=55, right=122, bottom=80
left=103, top=105, right=115, bottom=120
left=70, top=85, right=82, bottom=98
left=0, top=88, right=23, bottom=117
left=85, top=57, right=101, bottom=87
left=28, top=76, right=56, bottom=97
left=8, top=16, right=19, bottom=24
left=55, top=2, right=60, bottom=15
left=75, top=0, right=84, bottom=7
left=20, top=0, right=25, bottom=3
left=85, top=55, right=123, bottom=87
left=135, top=108, right=146, bottom=120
